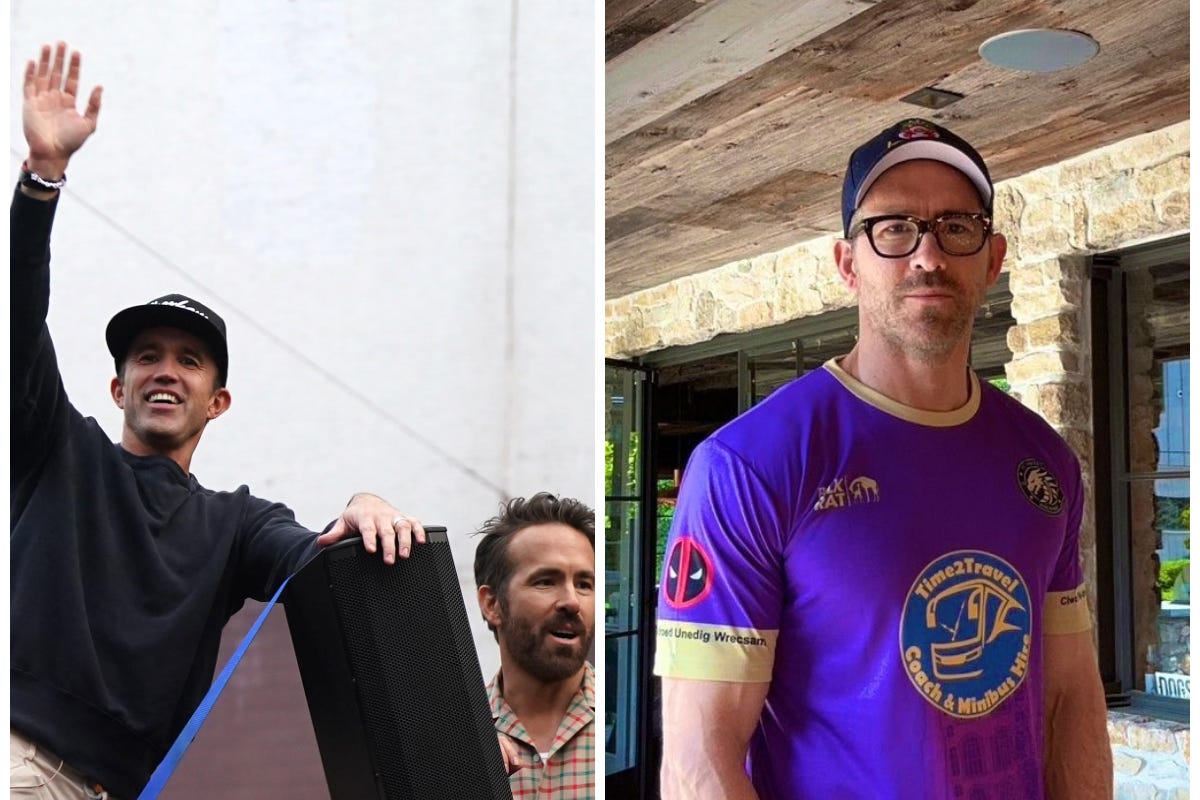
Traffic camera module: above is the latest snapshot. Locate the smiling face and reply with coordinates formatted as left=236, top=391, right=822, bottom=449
left=834, top=159, right=1006, bottom=362
left=485, top=522, right=596, bottom=684
left=110, top=326, right=231, bottom=469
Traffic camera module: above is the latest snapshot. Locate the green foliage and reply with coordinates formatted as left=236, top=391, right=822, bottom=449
left=656, top=492, right=675, bottom=586
left=604, top=432, right=642, bottom=541
left=604, top=440, right=614, bottom=535
left=604, top=440, right=613, bottom=496
left=1155, top=497, right=1190, bottom=532
left=1159, top=558, right=1189, bottom=602
left=604, top=433, right=640, bottom=498
left=988, top=377, right=1012, bottom=394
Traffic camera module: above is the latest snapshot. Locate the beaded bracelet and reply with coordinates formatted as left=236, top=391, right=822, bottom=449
left=20, top=160, right=67, bottom=191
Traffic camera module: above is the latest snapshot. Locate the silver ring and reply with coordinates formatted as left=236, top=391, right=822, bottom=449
left=392, top=516, right=407, bottom=528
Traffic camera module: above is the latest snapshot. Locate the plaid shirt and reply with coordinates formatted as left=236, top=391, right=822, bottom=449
left=487, top=663, right=595, bottom=799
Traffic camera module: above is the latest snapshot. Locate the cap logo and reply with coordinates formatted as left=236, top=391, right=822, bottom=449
left=896, top=120, right=942, bottom=142
left=151, top=298, right=209, bottom=319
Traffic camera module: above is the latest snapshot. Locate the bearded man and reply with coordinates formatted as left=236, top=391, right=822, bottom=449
left=474, top=493, right=596, bottom=799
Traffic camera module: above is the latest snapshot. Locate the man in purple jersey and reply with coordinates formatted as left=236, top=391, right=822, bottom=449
left=655, top=119, right=1112, bottom=799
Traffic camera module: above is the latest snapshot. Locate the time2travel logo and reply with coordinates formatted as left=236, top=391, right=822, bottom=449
left=900, top=551, right=1031, bottom=719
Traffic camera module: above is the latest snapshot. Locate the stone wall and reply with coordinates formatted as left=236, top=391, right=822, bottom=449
left=1004, top=250, right=1098, bottom=628
left=1108, top=711, right=1190, bottom=799
left=604, top=239, right=856, bottom=357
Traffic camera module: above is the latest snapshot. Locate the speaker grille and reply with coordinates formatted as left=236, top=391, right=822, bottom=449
left=287, top=532, right=512, bottom=799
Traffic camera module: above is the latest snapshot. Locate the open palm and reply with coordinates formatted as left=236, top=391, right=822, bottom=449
left=23, top=42, right=102, bottom=168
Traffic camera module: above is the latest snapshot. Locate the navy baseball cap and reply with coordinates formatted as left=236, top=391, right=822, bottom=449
left=106, top=294, right=229, bottom=386
left=841, top=118, right=993, bottom=237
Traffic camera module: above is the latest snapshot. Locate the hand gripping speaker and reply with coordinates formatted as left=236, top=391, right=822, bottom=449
left=284, top=530, right=513, bottom=799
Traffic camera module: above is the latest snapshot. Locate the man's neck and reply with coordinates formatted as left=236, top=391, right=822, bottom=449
left=840, top=334, right=973, bottom=412
left=119, top=432, right=195, bottom=475
left=497, top=660, right=586, bottom=750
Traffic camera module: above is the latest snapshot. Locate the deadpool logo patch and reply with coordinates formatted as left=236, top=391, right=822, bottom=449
left=663, top=537, right=714, bottom=609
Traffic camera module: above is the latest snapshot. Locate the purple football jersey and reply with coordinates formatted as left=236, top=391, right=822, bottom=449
left=654, top=360, right=1090, bottom=800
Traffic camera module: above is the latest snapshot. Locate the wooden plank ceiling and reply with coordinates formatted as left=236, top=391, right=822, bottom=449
left=605, top=0, right=1190, bottom=298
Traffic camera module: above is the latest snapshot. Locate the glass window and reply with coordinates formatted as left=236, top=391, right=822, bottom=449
left=1123, top=262, right=1190, bottom=702
left=746, top=327, right=858, bottom=406
left=970, top=291, right=1016, bottom=384
left=604, top=364, right=646, bottom=775
left=1094, top=242, right=1190, bottom=716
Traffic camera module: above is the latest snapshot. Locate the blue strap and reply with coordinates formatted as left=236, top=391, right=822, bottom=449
left=136, top=573, right=295, bottom=800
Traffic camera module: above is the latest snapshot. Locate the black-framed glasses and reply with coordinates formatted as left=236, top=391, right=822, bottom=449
left=851, top=213, right=992, bottom=258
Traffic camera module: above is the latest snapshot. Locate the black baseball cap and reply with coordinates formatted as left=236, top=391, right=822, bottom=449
left=841, top=118, right=993, bottom=237
left=106, top=294, right=229, bottom=385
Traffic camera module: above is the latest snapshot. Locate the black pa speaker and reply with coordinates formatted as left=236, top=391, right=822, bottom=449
left=284, top=530, right=513, bottom=800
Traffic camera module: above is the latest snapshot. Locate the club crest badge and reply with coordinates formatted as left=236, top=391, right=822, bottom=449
left=1017, top=458, right=1064, bottom=515
left=896, top=119, right=941, bottom=141
left=900, top=551, right=1032, bottom=719
left=663, top=537, right=714, bottom=610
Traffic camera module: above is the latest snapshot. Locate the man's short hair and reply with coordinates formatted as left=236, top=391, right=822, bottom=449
left=473, top=492, right=595, bottom=635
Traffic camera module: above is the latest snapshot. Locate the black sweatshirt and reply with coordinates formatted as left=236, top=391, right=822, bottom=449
left=10, top=187, right=320, bottom=798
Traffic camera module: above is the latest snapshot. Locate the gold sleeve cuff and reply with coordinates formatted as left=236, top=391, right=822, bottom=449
left=1044, top=584, right=1092, bottom=635
left=653, top=620, right=777, bottom=682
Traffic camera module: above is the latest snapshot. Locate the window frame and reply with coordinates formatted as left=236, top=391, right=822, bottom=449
left=603, top=359, right=660, bottom=794
left=1091, top=235, right=1190, bottom=723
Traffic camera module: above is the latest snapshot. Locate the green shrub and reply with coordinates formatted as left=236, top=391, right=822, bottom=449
left=1159, top=558, right=1189, bottom=602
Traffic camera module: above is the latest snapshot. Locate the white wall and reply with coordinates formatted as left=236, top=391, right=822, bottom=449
left=10, top=0, right=596, bottom=682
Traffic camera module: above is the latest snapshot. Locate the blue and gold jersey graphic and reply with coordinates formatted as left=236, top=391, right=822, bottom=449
left=901, top=551, right=1032, bottom=719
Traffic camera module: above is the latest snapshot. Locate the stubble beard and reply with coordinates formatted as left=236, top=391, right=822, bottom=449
left=869, top=273, right=981, bottom=362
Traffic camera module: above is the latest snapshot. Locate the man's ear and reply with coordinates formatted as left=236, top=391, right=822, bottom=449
left=478, top=585, right=503, bottom=630
left=206, top=388, right=232, bottom=421
left=985, top=232, right=1007, bottom=286
left=834, top=238, right=859, bottom=292
left=110, top=376, right=126, bottom=409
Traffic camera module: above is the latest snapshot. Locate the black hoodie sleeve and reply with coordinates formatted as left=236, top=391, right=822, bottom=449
left=11, top=186, right=73, bottom=491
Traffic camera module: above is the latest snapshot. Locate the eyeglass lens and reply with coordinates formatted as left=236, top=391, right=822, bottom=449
left=868, top=216, right=988, bottom=257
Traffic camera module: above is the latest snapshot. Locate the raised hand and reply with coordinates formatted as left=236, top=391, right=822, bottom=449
left=23, top=41, right=102, bottom=178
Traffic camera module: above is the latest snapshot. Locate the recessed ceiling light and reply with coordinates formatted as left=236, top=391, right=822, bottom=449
left=979, top=29, right=1100, bottom=72
left=900, top=87, right=965, bottom=109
